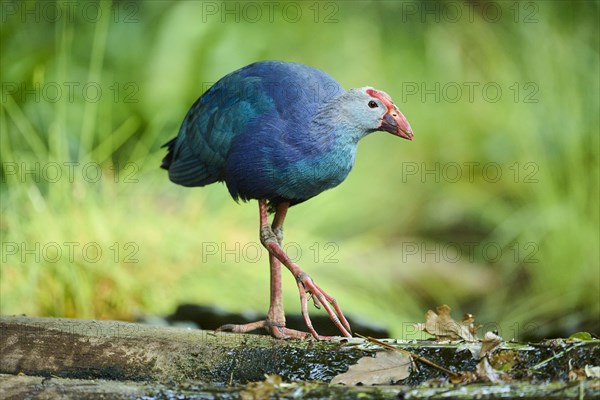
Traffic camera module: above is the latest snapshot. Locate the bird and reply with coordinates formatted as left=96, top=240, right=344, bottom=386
left=161, top=60, right=413, bottom=339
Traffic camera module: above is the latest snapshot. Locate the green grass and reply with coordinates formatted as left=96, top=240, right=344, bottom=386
left=1, top=1, right=598, bottom=339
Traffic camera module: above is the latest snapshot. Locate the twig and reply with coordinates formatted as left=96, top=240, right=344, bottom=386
left=530, top=341, right=586, bottom=371
left=356, top=334, right=460, bottom=380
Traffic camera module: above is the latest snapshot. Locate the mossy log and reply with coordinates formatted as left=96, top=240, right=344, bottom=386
left=1, top=316, right=364, bottom=383
left=1, top=316, right=598, bottom=399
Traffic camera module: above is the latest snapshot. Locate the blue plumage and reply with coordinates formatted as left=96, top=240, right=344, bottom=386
left=162, top=60, right=413, bottom=207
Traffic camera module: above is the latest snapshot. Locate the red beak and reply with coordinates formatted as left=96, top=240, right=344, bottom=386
left=380, top=105, right=414, bottom=140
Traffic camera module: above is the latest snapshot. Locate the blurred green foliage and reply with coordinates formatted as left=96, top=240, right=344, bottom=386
left=1, top=1, right=598, bottom=339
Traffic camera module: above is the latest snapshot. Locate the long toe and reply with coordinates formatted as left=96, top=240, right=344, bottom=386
left=217, top=320, right=313, bottom=340
left=217, top=320, right=267, bottom=334
left=296, top=274, right=352, bottom=338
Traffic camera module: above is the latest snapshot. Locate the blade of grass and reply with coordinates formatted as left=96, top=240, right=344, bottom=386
left=78, top=0, right=111, bottom=161
left=1, top=97, right=46, bottom=159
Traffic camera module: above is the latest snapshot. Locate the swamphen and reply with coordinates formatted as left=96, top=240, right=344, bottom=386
left=162, top=61, right=413, bottom=339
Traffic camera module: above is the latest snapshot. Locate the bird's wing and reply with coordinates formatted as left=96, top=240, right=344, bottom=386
left=162, top=67, right=274, bottom=187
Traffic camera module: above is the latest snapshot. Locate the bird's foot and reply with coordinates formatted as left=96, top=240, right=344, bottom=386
left=295, top=272, right=353, bottom=338
left=260, top=233, right=353, bottom=339
left=216, top=320, right=314, bottom=339
left=258, top=199, right=353, bottom=340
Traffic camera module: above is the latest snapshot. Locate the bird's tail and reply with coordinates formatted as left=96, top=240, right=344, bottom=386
left=160, top=138, right=176, bottom=170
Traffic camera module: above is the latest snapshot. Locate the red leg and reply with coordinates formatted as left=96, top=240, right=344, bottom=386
left=218, top=202, right=311, bottom=339
left=218, top=200, right=352, bottom=339
left=259, top=200, right=352, bottom=338
left=265, top=203, right=286, bottom=327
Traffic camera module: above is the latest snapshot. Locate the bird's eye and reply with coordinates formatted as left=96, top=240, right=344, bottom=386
left=368, top=100, right=378, bottom=109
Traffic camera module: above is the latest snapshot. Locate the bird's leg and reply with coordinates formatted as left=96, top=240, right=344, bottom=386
left=218, top=200, right=352, bottom=339
left=217, top=202, right=310, bottom=339
left=257, top=201, right=313, bottom=339
left=265, top=203, right=286, bottom=327
left=258, top=200, right=352, bottom=339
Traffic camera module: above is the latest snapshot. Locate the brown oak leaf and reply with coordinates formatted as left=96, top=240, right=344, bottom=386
left=415, top=304, right=481, bottom=341
left=330, top=351, right=412, bottom=385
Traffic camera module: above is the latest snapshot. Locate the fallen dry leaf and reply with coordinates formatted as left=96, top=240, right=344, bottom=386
left=240, top=374, right=283, bottom=400
left=451, top=357, right=509, bottom=384
left=330, top=351, right=412, bottom=385
left=449, top=371, right=478, bottom=384
left=568, top=362, right=586, bottom=382
left=415, top=304, right=481, bottom=341
left=479, top=331, right=504, bottom=358
left=489, top=349, right=519, bottom=372
left=585, top=365, right=600, bottom=379
left=476, top=357, right=507, bottom=383
left=568, top=361, right=600, bottom=381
